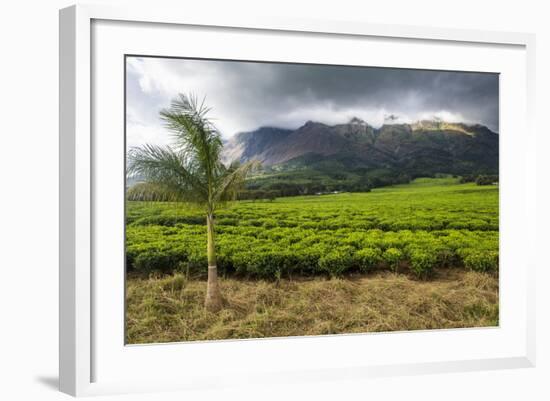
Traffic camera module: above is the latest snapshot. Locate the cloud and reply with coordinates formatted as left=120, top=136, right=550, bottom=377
left=126, top=56, right=499, bottom=147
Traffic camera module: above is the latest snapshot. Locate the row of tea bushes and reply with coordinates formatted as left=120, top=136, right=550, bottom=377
left=125, top=181, right=499, bottom=279
left=125, top=182, right=499, bottom=234
left=128, top=209, right=498, bottom=232
left=126, top=225, right=498, bottom=279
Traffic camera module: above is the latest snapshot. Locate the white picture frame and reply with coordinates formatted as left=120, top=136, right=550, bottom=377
left=59, top=4, right=536, bottom=397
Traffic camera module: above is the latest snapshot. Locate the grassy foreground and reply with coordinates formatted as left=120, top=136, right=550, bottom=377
left=126, top=268, right=498, bottom=344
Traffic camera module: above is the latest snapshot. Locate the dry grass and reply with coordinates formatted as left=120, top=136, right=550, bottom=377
left=126, top=269, right=498, bottom=344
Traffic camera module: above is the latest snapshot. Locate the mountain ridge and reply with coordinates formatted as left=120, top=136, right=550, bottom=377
left=224, top=118, right=499, bottom=177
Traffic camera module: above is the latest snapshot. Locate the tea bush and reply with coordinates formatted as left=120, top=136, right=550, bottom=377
left=126, top=178, right=499, bottom=279
left=318, top=247, right=355, bottom=277
left=409, top=249, right=438, bottom=278
left=382, top=248, right=403, bottom=272
left=355, top=248, right=382, bottom=272
left=134, top=246, right=187, bottom=274
left=463, top=250, right=499, bottom=272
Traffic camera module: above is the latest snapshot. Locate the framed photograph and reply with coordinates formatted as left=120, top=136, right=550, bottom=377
left=59, top=4, right=536, bottom=396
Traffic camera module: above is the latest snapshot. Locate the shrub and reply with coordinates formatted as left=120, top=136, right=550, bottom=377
left=318, top=247, right=354, bottom=277
left=436, top=247, right=455, bottom=267
left=459, top=174, right=476, bottom=183
left=126, top=179, right=499, bottom=280
left=131, top=215, right=204, bottom=227
left=290, top=244, right=326, bottom=275
left=409, top=250, right=437, bottom=278
left=186, top=250, right=208, bottom=277
left=231, top=249, right=286, bottom=279
left=382, top=248, right=403, bottom=272
left=244, top=251, right=280, bottom=278
left=355, top=248, right=382, bottom=272
left=231, top=251, right=252, bottom=275
left=261, top=218, right=278, bottom=229
left=134, top=247, right=187, bottom=274
left=216, top=217, right=238, bottom=226
left=475, top=175, right=498, bottom=186
left=464, top=250, right=498, bottom=272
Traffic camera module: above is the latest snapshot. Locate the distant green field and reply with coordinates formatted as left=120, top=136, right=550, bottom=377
left=126, top=177, right=499, bottom=279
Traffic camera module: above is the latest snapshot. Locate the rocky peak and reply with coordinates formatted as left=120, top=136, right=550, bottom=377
left=349, top=116, right=367, bottom=125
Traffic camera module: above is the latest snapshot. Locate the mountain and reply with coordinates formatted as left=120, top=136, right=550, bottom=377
left=223, top=118, right=499, bottom=196
left=222, top=126, right=293, bottom=165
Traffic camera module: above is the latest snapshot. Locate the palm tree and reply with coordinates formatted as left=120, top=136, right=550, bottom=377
left=127, top=94, right=258, bottom=312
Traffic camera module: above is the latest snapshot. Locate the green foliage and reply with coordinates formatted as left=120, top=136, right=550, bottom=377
left=460, top=174, right=499, bottom=186
left=463, top=250, right=499, bottom=272
left=127, top=93, right=259, bottom=212
left=383, top=248, right=403, bottom=272
left=242, top=165, right=409, bottom=200
left=409, top=249, right=437, bottom=278
left=355, top=248, right=382, bottom=272
left=126, top=178, right=499, bottom=278
left=318, top=247, right=355, bottom=277
left=475, top=175, right=498, bottom=186
left=134, top=246, right=187, bottom=274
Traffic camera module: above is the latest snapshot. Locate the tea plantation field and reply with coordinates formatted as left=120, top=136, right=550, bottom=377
left=126, top=177, right=499, bottom=279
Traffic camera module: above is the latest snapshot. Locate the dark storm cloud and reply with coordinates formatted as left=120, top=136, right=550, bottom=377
left=229, top=62, right=499, bottom=129
left=126, top=57, right=499, bottom=146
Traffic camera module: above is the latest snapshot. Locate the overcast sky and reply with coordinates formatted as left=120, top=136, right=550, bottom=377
left=126, top=56, right=499, bottom=148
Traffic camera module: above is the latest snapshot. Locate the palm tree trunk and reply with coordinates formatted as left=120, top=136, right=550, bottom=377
left=204, top=213, right=222, bottom=312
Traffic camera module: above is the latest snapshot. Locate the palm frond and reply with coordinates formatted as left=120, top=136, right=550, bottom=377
left=127, top=144, right=207, bottom=203
left=160, top=94, right=224, bottom=183
left=128, top=94, right=258, bottom=211
left=214, top=160, right=261, bottom=203
left=126, top=182, right=188, bottom=202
